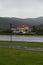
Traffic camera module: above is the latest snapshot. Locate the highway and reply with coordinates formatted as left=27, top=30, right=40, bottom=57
left=0, top=35, right=43, bottom=42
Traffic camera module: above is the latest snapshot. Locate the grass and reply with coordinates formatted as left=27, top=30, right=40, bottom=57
left=0, top=48, right=43, bottom=65
left=0, top=42, right=43, bottom=47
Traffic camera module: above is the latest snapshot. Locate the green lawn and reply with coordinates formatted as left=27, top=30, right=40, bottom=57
left=0, top=48, right=43, bottom=65
left=0, top=42, right=43, bottom=47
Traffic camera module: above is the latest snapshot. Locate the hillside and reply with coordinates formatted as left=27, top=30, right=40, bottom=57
left=0, top=17, right=43, bottom=29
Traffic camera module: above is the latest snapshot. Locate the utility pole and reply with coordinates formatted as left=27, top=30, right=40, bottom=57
left=10, top=23, right=12, bottom=42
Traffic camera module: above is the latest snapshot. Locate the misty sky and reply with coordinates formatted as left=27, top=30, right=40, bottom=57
left=0, top=0, right=43, bottom=18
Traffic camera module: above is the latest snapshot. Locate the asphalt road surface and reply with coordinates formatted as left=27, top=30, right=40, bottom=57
left=0, top=35, right=43, bottom=42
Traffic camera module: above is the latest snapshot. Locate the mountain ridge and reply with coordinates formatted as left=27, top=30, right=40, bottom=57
left=0, top=16, right=43, bottom=29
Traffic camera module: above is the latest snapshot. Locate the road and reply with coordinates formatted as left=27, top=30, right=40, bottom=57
left=0, top=35, right=43, bottom=42
left=0, top=35, right=43, bottom=51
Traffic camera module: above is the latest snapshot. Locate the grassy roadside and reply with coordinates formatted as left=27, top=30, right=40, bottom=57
left=0, top=42, right=43, bottom=48
left=0, top=48, right=43, bottom=65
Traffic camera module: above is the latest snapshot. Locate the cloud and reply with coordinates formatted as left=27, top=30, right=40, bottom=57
left=0, top=0, right=43, bottom=18
left=38, top=0, right=43, bottom=2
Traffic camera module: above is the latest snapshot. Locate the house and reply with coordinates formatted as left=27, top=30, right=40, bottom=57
left=11, top=27, right=16, bottom=33
left=16, top=25, right=29, bottom=34
left=11, top=25, right=30, bottom=34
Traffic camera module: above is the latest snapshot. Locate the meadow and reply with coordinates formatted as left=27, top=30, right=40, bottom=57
left=0, top=48, right=43, bottom=65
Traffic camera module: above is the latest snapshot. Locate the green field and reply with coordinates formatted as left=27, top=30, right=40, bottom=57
left=0, top=42, right=43, bottom=47
left=0, top=48, right=43, bottom=65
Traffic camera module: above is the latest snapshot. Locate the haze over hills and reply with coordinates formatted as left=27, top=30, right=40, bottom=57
left=0, top=17, right=43, bottom=29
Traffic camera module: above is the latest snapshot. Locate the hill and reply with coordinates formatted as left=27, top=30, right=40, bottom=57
left=0, top=17, right=43, bottom=29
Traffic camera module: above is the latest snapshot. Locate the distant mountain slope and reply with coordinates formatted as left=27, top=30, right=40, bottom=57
left=0, top=17, right=43, bottom=29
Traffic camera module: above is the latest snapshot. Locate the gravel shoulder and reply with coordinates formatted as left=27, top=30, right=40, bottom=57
left=0, top=45, right=43, bottom=51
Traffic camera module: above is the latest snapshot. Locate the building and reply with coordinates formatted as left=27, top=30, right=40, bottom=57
left=16, top=25, right=29, bottom=34
left=11, top=25, right=30, bottom=34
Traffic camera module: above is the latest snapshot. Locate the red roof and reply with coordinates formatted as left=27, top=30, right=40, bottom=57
left=17, top=25, right=29, bottom=28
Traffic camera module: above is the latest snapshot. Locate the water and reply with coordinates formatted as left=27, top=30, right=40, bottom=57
left=0, top=35, right=43, bottom=42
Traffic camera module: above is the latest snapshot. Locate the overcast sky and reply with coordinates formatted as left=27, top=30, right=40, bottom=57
left=0, top=0, right=43, bottom=18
